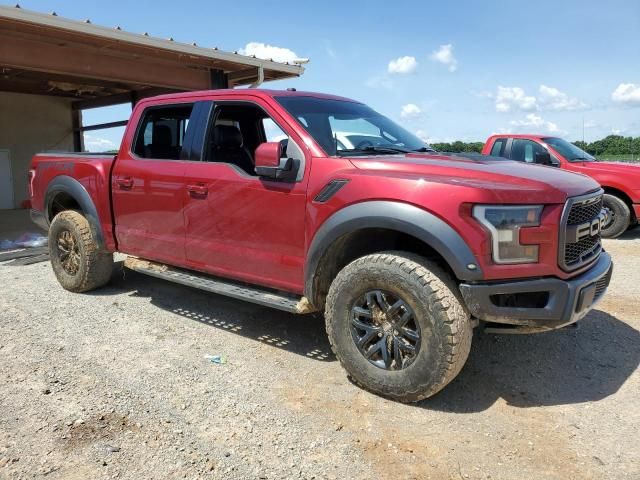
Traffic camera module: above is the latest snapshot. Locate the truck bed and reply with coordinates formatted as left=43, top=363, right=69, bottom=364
left=29, top=151, right=118, bottom=250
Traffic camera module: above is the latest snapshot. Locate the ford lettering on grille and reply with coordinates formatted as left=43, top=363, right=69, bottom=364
left=559, top=191, right=604, bottom=271
left=565, top=209, right=609, bottom=243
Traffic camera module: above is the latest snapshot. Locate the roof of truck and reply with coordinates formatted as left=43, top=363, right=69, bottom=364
left=147, top=89, right=361, bottom=104
left=488, top=133, right=557, bottom=140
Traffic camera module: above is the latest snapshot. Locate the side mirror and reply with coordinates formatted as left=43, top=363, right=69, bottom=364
left=255, top=142, right=299, bottom=182
left=534, top=151, right=559, bottom=167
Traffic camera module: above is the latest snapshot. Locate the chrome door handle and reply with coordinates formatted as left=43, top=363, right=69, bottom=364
left=116, top=176, right=133, bottom=189
left=187, top=184, right=208, bottom=196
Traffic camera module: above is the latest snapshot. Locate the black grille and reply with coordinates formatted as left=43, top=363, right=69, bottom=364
left=560, top=193, right=603, bottom=271
left=594, top=266, right=613, bottom=300
left=564, top=235, right=601, bottom=267
left=567, top=197, right=603, bottom=225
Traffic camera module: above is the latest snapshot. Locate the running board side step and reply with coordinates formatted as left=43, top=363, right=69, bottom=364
left=124, top=257, right=315, bottom=314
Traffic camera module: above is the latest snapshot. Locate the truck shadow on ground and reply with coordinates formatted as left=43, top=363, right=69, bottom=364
left=100, top=262, right=639, bottom=411
left=102, top=262, right=335, bottom=362
left=616, top=227, right=640, bottom=240
left=421, top=309, right=639, bottom=412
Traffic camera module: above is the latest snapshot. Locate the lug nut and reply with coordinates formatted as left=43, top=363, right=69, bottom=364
left=378, top=332, right=383, bottom=337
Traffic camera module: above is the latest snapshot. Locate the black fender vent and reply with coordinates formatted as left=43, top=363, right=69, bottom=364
left=314, top=179, right=349, bottom=203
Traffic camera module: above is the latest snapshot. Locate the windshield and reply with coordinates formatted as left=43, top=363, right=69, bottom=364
left=275, top=96, right=431, bottom=156
left=542, top=137, right=595, bottom=162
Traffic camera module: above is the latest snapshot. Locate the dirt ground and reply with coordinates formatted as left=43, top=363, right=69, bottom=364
left=0, top=230, right=638, bottom=479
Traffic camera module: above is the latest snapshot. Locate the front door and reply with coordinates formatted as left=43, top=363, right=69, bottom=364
left=111, top=102, right=195, bottom=266
left=182, top=99, right=308, bottom=293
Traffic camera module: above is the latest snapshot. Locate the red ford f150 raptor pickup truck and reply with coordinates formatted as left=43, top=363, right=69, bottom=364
left=483, top=134, right=640, bottom=238
left=29, top=89, right=613, bottom=402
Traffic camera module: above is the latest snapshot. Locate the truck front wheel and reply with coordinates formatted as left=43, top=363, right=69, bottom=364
left=48, top=211, right=113, bottom=292
left=325, top=252, right=472, bottom=403
left=601, top=194, right=631, bottom=239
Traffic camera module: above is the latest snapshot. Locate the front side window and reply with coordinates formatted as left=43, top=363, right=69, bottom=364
left=542, top=137, right=595, bottom=161
left=204, top=102, right=303, bottom=178
left=275, top=96, right=432, bottom=156
left=133, top=104, right=194, bottom=159
left=262, top=118, right=287, bottom=142
left=510, top=139, right=547, bottom=163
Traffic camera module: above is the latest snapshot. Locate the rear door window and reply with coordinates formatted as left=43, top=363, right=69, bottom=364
left=489, top=138, right=507, bottom=157
left=133, top=104, right=194, bottom=160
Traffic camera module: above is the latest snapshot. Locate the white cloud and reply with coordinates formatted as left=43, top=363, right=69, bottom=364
left=473, top=90, right=494, bottom=99
left=366, top=75, right=394, bottom=90
left=538, top=85, right=587, bottom=111
left=388, top=56, right=418, bottom=75
left=400, top=103, right=422, bottom=119
left=414, top=130, right=457, bottom=144
left=495, top=86, right=538, bottom=112
left=238, top=42, right=300, bottom=64
left=322, top=39, right=336, bottom=59
left=430, top=44, right=457, bottom=72
left=509, top=114, right=564, bottom=134
left=84, top=134, right=117, bottom=152
left=492, top=85, right=586, bottom=113
left=612, top=83, right=640, bottom=106
left=414, top=130, right=430, bottom=143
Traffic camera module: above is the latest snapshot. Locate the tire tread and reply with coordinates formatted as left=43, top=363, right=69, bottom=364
left=325, top=251, right=472, bottom=402
left=49, top=211, right=112, bottom=292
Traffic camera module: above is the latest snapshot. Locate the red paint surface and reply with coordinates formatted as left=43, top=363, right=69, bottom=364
left=255, top=142, right=282, bottom=168
left=30, top=90, right=605, bottom=295
left=483, top=134, right=640, bottom=207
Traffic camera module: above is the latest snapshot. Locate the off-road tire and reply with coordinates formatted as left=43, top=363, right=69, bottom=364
left=325, top=251, right=472, bottom=403
left=48, top=210, right=113, bottom=292
left=601, top=194, right=630, bottom=239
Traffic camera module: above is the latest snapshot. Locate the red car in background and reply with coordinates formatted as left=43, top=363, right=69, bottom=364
left=483, top=134, right=640, bottom=238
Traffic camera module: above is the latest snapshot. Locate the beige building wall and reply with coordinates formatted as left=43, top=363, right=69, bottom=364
left=0, top=92, right=74, bottom=209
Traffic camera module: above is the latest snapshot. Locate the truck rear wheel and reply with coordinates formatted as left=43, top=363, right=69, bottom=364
left=325, top=251, right=472, bottom=403
left=48, top=210, right=113, bottom=292
left=601, top=194, right=630, bottom=239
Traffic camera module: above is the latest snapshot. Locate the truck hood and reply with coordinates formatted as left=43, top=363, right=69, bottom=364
left=348, top=153, right=601, bottom=203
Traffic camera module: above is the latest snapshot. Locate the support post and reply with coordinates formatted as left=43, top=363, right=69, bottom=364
left=71, top=109, right=84, bottom=152
left=130, top=90, right=139, bottom=109
left=209, top=69, right=229, bottom=89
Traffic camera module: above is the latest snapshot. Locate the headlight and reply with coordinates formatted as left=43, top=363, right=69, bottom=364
left=473, top=205, right=543, bottom=264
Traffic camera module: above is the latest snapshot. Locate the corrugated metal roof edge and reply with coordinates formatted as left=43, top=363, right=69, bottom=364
left=0, top=5, right=305, bottom=77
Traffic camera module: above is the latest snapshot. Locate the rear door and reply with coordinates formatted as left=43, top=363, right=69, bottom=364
left=111, top=102, right=196, bottom=266
left=182, top=97, right=309, bottom=293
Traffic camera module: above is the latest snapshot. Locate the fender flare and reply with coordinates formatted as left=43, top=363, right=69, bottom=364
left=44, top=175, right=106, bottom=250
left=304, top=201, right=483, bottom=301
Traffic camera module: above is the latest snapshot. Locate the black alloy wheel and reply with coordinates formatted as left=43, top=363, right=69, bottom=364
left=350, top=290, right=421, bottom=371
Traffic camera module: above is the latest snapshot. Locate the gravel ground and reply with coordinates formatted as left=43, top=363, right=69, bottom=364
left=0, top=232, right=638, bottom=479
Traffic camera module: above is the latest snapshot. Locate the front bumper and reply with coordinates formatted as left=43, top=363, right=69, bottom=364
left=459, top=252, right=613, bottom=332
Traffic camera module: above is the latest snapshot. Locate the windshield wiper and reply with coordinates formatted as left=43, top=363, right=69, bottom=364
left=337, top=145, right=411, bottom=156
left=412, top=146, right=437, bottom=153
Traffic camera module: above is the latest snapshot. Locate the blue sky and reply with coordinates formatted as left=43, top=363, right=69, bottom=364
left=19, top=0, right=640, bottom=150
